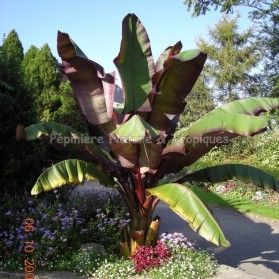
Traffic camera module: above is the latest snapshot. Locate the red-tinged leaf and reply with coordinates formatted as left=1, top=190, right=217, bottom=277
left=152, top=41, right=183, bottom=87
left=152, top=113, right=271, bottom=181
left=110, top=141, right=137, bottom=169
left=156, top=41, right=183, bottom=71
left=110, top=140, right=162, bottom=174
left=114, top=13, right=155, bottom=113
left=147, top=50, right=207, bottom=137
left=57, top=31, right=116, bottom=134
left=102, top=72, right=116, bottom=119
left=109, top=115, right=162, bottom=173
left=139, top=142, right=162, bottom=174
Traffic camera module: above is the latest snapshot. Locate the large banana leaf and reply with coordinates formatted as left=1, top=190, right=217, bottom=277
left=16, top=122, right=115, bottom=173
left=149, top=112, right=272, bottom=185
left=163, top=113, right=269, bottom=171
left=114, top=13, right=155, bottom=113
left=176, top=164, right=279, bottom=191
left=183, top=113, right=268, bottom=138
left=147, top=50, right=207, bottom=136
left=31, top=159, right=116, bottom=195
left=203, top=97, right=279, bottom=117
left=57, top=31, right=115, bottom=134
left=148, top=183, right=230, bottom=247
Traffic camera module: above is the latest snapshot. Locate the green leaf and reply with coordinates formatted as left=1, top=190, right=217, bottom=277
left=109, top=115, right=162, bottom=173
left=176, top=164, right=279, bottom=191
left=183, top=113, right=268, bottom=138
left=148, top=183, right=230, bottom=247
left=110, top=114, right=159, bottom=143
left=157, top=113, right=270, bottom=179
left=17, top=122, right=115, bottom=173
left=113, top=13, right=155, bottom=113
left=31, top=159, right=116, bottom=195
left=203, top=97, right=279, bottom=117
left=57, top=31, right=115, bottom=134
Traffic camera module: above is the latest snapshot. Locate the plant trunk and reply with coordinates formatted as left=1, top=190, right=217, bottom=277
left=120, top=197, right=161, bottom=258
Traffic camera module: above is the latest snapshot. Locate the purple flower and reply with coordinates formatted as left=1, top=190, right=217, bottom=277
left=160, top=232, right=193, bottom=250
left=18, top=245, right=23, bottom=252
left=42, top=214, right=48, bottom=219
left=5, top=211, right=12, bottom=216
left=5, top=240, right=13, bottom=246
left=18, top=234, right=24, bottom=240
left=72, top=209, right=78, bottom=215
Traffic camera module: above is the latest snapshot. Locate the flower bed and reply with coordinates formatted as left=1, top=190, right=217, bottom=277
left=0, top=190, right=217, bottom=278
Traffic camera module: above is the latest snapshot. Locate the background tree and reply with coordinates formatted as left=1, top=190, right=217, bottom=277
left=0, top=30, right=43, bottom=194
left=261, top=5, right=279, bottom=98
left=184, top=0, right=279, bottom=119
left=22, top=44, right=87, bottom=132
left=196, top=15, right=262, bottom=103
left=183, top=0, right=276, bottom=17
left=0, top=30, right=87, bottom=194
left=1, top=30, right=23, bottom=90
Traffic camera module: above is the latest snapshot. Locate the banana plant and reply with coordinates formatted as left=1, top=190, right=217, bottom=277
left=17, top=13, right=279, bottom=258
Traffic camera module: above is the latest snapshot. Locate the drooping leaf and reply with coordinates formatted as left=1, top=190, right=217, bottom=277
left=148, top=183, right=230, bottom=247
left=31, top=159, right=116, bottom=195
left=113, top=13, right=155, bottom=113
left=176, top=164, right=279, bottom=191
left=183, top=113, right=268, bottom=138
left=147, top=50, right=207, bottom=136
left=16, top=122, right=115, bottom=173
left=57, top=31, right=116, bottom=134
left=203, top=97, right=279, bottom=117
left=152, top=113, right=271, bottom=182
left=166, top=113, right=269, bottom=167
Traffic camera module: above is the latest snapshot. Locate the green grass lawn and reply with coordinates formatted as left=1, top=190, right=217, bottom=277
left=188, top=185, right=279, bottom=220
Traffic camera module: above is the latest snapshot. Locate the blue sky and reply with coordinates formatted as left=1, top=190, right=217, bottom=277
left=0, top=0, right=252, bottom=73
